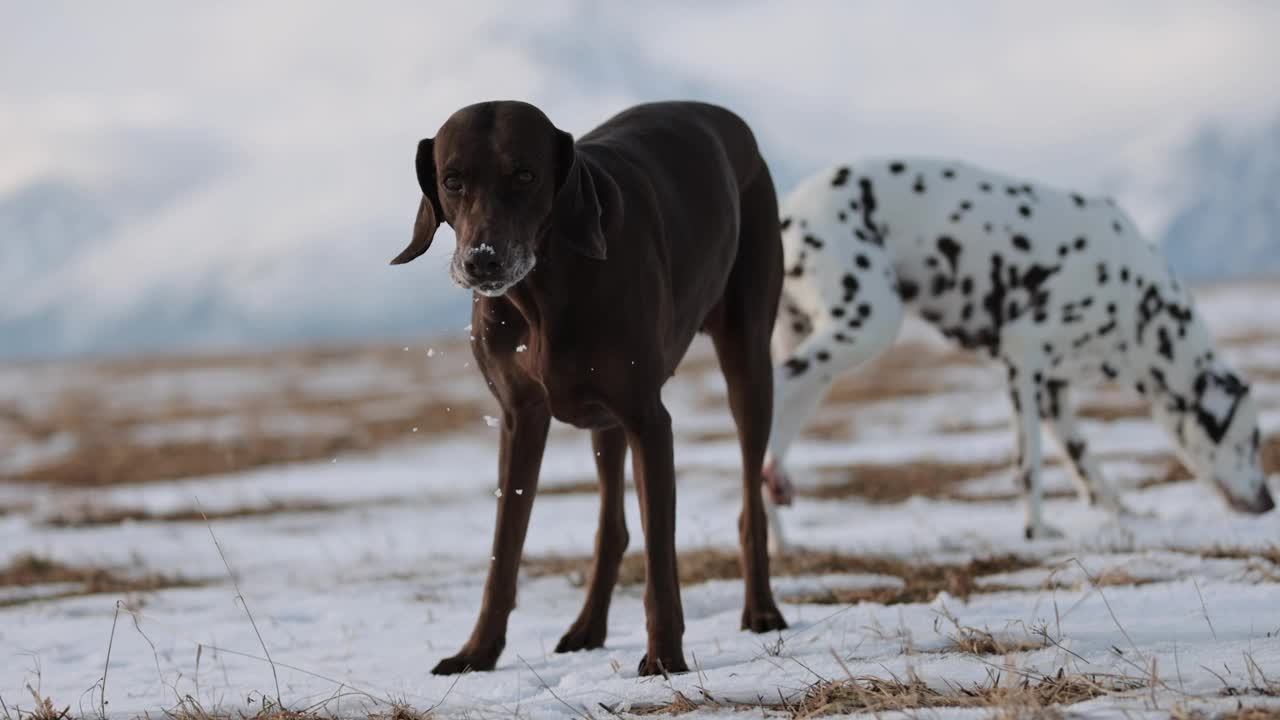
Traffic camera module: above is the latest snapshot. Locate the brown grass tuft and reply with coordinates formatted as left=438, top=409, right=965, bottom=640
left=523, top=548, right=1037, bottom=606
left=790, top=670, right=1144, bottom=718
left=805, top=459, right=1010, bottom=503
left=41, top=499, right=343, bottom=528
left=0, top=552, right=205, bottom=607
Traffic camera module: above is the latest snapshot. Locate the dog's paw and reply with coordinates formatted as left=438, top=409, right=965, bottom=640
left=555, top=621, right=606, bottom=654
left=636, top=652, right=689, bottom=677
left=1023, top=523, right=1066, bottom=541
left=431, top=651, right=498, bottom=675
left=762, top=458, right=795, bottom=506
left=741, top=604, right=788, bottom=633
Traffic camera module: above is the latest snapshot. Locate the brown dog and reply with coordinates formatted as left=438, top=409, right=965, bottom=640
left=392, top=100, right=787, bottom=677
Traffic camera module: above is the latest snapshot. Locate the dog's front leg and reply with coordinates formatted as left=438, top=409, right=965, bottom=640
left=556, top=426, right=629, bottom=653
left=432, top=403, right=551, bottom=675
left=624, top=400, right=689, bottom=676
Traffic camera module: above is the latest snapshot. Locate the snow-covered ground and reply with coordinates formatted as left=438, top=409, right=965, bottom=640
left=2, top=284, right=1279, bottom=718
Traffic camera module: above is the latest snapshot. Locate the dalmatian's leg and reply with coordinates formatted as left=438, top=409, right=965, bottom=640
left=764, top=280, right=905, bottom=508
left=1038, top=379, right=1128, bottom=513
left=1005, top=352, right=1064, bottom=540
left=763, top=290, right=810, bottom=554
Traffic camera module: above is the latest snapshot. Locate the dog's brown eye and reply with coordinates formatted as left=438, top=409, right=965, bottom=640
left=514, top=170, right=534, bottom=185
left=443, top=174, right=463, bottom=192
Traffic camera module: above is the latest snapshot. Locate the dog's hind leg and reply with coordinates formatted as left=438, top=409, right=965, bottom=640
left=764, top=260, right=905, bottom=515
left=707, top=167, right=788, bottom=633
left=1039, top=379, right=1126, bottom=513
left=1004, top=351, right=1064, bottom=540
left=556, top=426, right=629, bottom=653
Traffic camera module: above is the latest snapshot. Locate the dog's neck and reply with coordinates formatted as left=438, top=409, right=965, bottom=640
left=502, top=157, right=623, bottom=339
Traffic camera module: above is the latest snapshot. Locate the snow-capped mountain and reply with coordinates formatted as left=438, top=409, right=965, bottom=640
left=1160, top=119, right=1280, bottom=281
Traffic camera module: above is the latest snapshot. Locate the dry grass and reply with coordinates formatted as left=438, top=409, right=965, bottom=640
left=0, top=340, right=497, bottom=487
left=39, top=499, right=344, bottom=528
left=805, top=458, right=1010, bottom=503
left=0, top=553, right=204, bottom=607
left=523, top=547, right=1037, bottom=606
left=789, top=670, right=1144, bottom=718
left=629, top=668, right=1145, bottom=717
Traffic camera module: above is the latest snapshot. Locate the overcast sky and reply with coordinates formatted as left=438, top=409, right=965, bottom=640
left=1, top=1, right=1278, bottom=352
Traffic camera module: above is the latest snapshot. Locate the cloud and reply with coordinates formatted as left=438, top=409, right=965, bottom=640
left=1, top=1, right=1277, bottom=355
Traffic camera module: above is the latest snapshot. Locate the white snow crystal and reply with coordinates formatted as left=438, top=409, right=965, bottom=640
left=484, top=415, right=500, bottom=428
left=493, top=488, right=502, bottom=498
left=516, top=344, right=528, bottom=353
left=427, top=348, right=435, bottom=358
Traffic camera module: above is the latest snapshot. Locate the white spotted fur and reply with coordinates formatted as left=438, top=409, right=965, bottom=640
left=765, top=158, right=1272, bottom=545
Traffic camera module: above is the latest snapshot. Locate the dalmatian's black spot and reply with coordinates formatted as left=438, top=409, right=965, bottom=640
left=780, top=217, right=792, bottom=231
left=803, top=234, right=824, bottom=249
left=837, top=211, right=847, bottom=222
left=897, top=279, right=919, bottom=302
left=857, top=178, right=883, bottom=246
left=1074, top=236, right=1087, bottom=251
left=1021, top=264, right=1059, bottom=293
left=791, top=322, right=805, bottom=333
left=1006, top=186, right=1019, bottom=196
left=831, top=166, right=851, bottom=186
left=1007, top=301, right=1021, bottom=319
left=831, top=307, right=845, bottom=318
left=1018, top=205, right=1032, bottom=218
left=921, top=308, right=943, bottom=324
left=858, top=303, right=872, bottom=318
left=846, top=318, right=862, bottom=329
left=1073, top=332, right=1093, bottom=349
left=1071, top=193, right=1086, bottom=208
left=1113, top=220, right=1123, bottom=234
left=889, top=161, right=906, bottom=174
left=1034, top=311, right=1048, bottom=323
left=1101, top=363, right=1118, bottom=379
left=1011, top=234, right=1031, bottom=252
left=913, top=175, right=926, bottom=194
left=855, top=254, right=871, bottom=269
left=1135, top=381, right=1147, bottom=395
left=1097, top=320, right=1117, bottom=336
left=960, top=200, right=972, bottom=211
left=1066, top=439, right=1087, bottom=461
left=783, top=357, right=810, bottom=378
left=961, top=276, right=974, bottom=295
left=1120, top=267, right=1130, bottom=283
left=842, top=273, right=859, bottom=302
left=1107, top=303, right=1116, bottom=314
left=936, top=236, right=961, bottom=273
left=984, top=222, right=994, bottom=233
left=979, top=181, right=992, bottom=192
left=816, top=350, right=831, bottom=362
left=1057, top=244, right=1069, bottom=257
left=1157, top=326, right=1175, bottom=361
left=942, top=168, right=956, bottom=179
left=848, top=200, right=860, bottom=211
left=1096, top=262, right=1109, bottom=284
left=835, top=332, right=854, bottom=344
left=932, top=275, right=951, bottom=297
left=1136, top=286, right=1164, bottom=342
left=961, top=303, right=973, bottom=320
left=1081, top=297, right=1093, bottom=308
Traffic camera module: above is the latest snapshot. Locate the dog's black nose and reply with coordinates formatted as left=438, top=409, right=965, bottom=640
left=464, top=257, right=503, bottom=280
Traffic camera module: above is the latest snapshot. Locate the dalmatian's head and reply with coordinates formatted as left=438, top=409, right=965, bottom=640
left=1175, top=368, right=1273, bottom=514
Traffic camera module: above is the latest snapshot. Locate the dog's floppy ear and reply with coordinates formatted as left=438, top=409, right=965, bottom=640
left=552, top=129, right=607, bottom=260
left=391, top=138, right=442, bottom=265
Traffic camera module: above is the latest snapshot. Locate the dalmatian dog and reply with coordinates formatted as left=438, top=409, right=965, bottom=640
left=761, top=158, right=1274, bottom=543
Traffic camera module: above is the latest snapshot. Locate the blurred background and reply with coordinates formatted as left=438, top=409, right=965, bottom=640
left=2, top=0, right=1278, bottom=359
